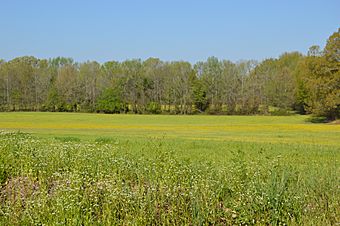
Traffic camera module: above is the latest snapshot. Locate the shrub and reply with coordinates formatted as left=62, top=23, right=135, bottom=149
left=146, top=102, right=161, bottom=114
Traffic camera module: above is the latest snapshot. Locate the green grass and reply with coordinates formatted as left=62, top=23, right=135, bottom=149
left=0, top=112, right=339, bottom=145
left=0, top=112, right=339, bottom=225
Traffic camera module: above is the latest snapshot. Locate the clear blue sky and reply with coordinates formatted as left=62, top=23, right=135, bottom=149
left=1, top=0, right=339, bottom=63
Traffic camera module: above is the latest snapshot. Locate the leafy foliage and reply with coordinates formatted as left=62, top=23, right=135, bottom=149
left=0, top=28, right=339, bottom=119
left=96, top=88, right=127, bottom=113
left=296, top=28, right=340, bottom=120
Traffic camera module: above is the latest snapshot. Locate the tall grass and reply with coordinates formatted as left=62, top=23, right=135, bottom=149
left=0, top=131, right=339, bottom=225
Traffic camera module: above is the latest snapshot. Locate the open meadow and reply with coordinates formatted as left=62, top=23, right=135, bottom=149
left=0, top=112, right=339, bottom=225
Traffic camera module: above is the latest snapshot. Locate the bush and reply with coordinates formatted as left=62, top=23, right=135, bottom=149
left=146, top=102, right=161, bottom=114
left=305, top=116, right=328, bottom=123
left=270, top=108, right=294, bottom=116
left=96, top=88, right=126, bottom=113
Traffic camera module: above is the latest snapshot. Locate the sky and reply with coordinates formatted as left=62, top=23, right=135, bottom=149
left=1, top=0, right=339, bottom=63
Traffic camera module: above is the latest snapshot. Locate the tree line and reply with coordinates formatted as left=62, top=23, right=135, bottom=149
left=0, top=29, right=339, bottom=119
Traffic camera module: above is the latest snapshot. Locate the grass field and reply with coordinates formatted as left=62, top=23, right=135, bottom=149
left=0, top=112, right=339, bottom=225
left=0, top=112, right=339, bottom=145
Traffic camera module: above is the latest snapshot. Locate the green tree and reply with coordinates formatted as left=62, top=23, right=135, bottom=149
left=300, top=28, right=340, bottom=120
left=96, top=88, right=127, bottom=113
left=79, top=61, right=101, bottom=111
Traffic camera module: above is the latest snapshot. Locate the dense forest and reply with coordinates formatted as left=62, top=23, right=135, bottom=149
left=0, top=29, right=339, bottom=120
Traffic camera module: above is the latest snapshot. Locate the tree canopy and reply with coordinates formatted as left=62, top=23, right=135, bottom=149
left=0, top=29, right=339, bottom=119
